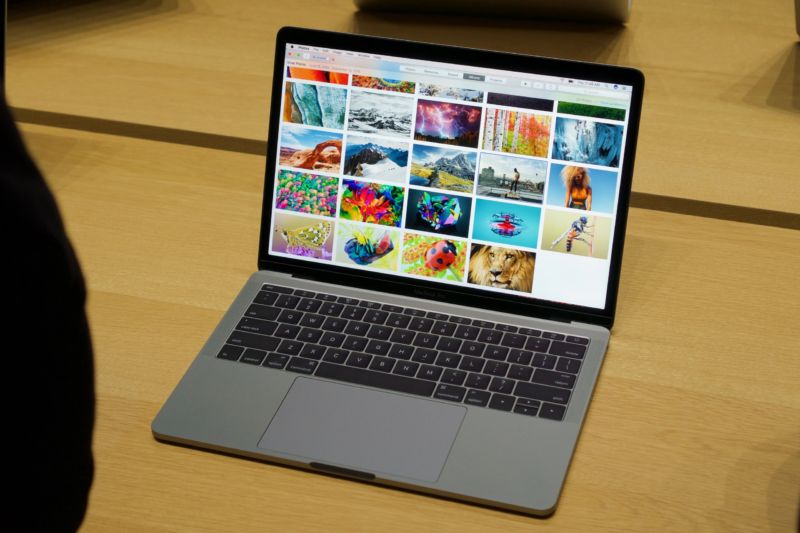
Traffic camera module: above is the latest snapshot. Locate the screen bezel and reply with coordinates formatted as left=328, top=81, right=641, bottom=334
left=258, top=26, right=644, bottom=329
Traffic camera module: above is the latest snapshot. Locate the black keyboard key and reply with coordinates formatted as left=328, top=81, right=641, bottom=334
left=319, top=302, right=344, bottom=316
left=367, top=325, right=392, bottom=340
left=518, top=327, right=541, bottom=337
left=319, top=331, right=345, bottom=347
left=386, top=313, right=411, bottom=329
left=459, top=356, right=485, bottom=372
left=403, top=308, right=426, bottom=316
left=389, top=329, right=416, bottom=344
left=532, top=353, right=557, bottom=369
left=472, top=320, right=495, bottom=329
left=277, top=339, right=303, bottom=356
left=346, top=353, right=372, bottom=368
left=449, top=316, right=471, bottom=325
left=299, top=313, right=325, bottom=328
left=253, top=291, right=279, bottom=306
left=393, top=361, right=419, bottom=376
left=217, top=344, right=244, bottom=361
left=484, top=361, right=509, bottom=376
left=294, top=289, right=316, bottom=298
left=485, top=345, right=509, bottom=361
left=489, top=394, right=515, bottom=411
left=440, top=369, right=467, bottom=385
left=411, top=348, right=437, bottom=364
left=426, top=312, right=449, bottom=321
left=465, top=373, right=490, bottom=390
left=236, top=317, right=278, bottom=336
left=526, top=337, right=551, bottom=352
left=418, top=365, right=443, bottom=381
left=454, top=325, right=479, bottom=340
left=287, top=357, right=317, bottom=374
left=556, top=357, right=582, bottom=374
left=337, top=296, right=361, bottom=306
left=240, top=349, right=266, bottom=365
left=274, top=324, right=301, bottom=339
left=542, top=332, right=566, bottom=341
left=478, top=328, right=503, bottom=344
left=369, top=356, right=395, bottom=373
left=297, top=328, right=323, bottom=344
left=436, top=337, right=462, bottom=352
left=494, top=324, right=518, bottom=333
left=262, top=284, right=293, bottom=294
left=508, top=364, right=533, bottom=381
left=227, top=331, right=280, bottom=352
left=388, top=344, right=415, bottom=360
left=539, top=403, right=566, bottom=421
left=365, top=340, right=390, bottom=356
left=465, top=389, right=490, bottom=407
left=507, top=349, right=533, bottom=365
left=501, top=332, right=526, bottom=348
left=245, top=304, right=280, bottom=321
left=275, top=294, right=301, bottom=309
left=277, top=309, right=304, bottom=324
left=344, top=321, right=370, bottom=336
left=565, top=335, right=589, bottom=345
left=431, top=321, right=457, bottom=336
left=489, top=377, right=515, bottom=394
left=341, top=305, right=366, bottom=321
left=323, top=348, right=349, bottom=364
left=296, top=298, right=322, bottom=313
left=316, top=293, right=338, bottom=302
left=360, top=300, right=381, bottom=309
left=264, top=353, right=290, bottom=369
left=413, top=333, right=438, bottom=349
left=514, top=382, right=571, bottom=404
left=300, top=344, right=327, bottom=360
left=382, top=304, right=404, bottom=313
left=316, top=362, right=435, bottom=397
left=364, top=309, right=389, bottom=324
left=408, top=317, right=434, bottom=332
left=342, top=336, right=368, bottom=352
left=514, top=398, right=541, bottom=416
left=322, top=317, right=348, bottom=332
left=549, top=341, right=587, bottom=359
left=458, top=341, right=485, bottom=357
left=435, top=352, right=461, bottom=368
left=434, top=384, right=466, bottom=402
left=531, top=369, right=576, bottom=389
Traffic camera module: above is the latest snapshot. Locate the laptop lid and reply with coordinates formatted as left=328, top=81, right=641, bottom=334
left=258, top=27, right=644, bottom=329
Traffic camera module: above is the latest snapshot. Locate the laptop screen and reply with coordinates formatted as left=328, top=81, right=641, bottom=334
left=266, top=36, right=636, bottom=311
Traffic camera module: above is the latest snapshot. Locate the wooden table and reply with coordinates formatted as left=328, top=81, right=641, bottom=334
left=8, top=0, right=800, bottom=530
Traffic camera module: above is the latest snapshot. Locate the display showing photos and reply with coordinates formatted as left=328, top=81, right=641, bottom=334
left=269, top=42, right=633, bottom=309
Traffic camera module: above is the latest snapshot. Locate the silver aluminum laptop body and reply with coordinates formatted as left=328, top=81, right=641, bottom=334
left=153, top=27, right=644, bottom=516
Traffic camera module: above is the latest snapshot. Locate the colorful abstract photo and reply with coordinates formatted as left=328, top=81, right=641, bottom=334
left=272, top=212, right=334, bottom=260
left=275, top=170, right=339, bottom=217
left=409, top=144, right=476, bottom=193
left=467, top=244, right=535, bottom=293
left=334, top=222, right=400, bottom=271
left=339, top=179, right=405, bottom=227
left=283, top=81, right=347, bottom=130
left=286, top=67, right=348, bottom=85
left=482, top=108, right=551, bottom=158
left=414, top=100, right=482, bottom=148
left=404, top=188, right=472, bottom=238
left=471, top=198, right=541, bottom=249
left=400, top=233, right=467, bottom=282
left=352, top=76, right=415, bottom=94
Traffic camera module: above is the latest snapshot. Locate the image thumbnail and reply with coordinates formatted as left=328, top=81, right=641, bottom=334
left=414, top=100, right=482, bottom=148
left=272, top=212, right=333, bottom=260
left=557, top=101, right=626, bottom=121
left=546, top=163, right=618, bottom=214
left=552, top=117, right=623, bottom=168
left=409, top=144, right=476, bottom=193
left=472, top=198, right=541, bottom=249
left=283, top=81, right=347, bottom=130
left=486, top=93, right=553, bottom=112
left=348, top=90, right=414, bottom=138
left=343, top=136, right=409, bottom=184
left=405, top=188, right=472, bottom=238
left=275, top=170, right=338, bottom=217
left=468, top=244, right=535, bottom=293
left=279, top=125, right=342, bottom=172
left=335, top=222, right=400, bottom=271
left=286, top=67, right=348, bottom=85
left=352, top=75, right=415, bottom=94
left=542, top=210, right=611, bottom=259
left=482, top=109, right=551, bottom=158
left=339, top=179, right=405, bottom=227
left=400, top=233, right=467, bottom=282
left=418, top=83, right=483, bottom=103
left=477, top=153, right=546, bottom=203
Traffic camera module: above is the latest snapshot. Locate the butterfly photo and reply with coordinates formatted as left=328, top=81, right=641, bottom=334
left=272, top=212, right=334, bottom=260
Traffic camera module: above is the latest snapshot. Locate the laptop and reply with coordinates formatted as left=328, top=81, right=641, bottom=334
left=152, top=26, right=644, bottom=516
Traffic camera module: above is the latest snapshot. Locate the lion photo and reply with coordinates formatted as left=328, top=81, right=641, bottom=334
left=467, top=244, right=535, bottom=293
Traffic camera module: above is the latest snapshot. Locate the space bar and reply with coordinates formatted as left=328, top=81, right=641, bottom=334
left=315, top=363, right=436, bottom=397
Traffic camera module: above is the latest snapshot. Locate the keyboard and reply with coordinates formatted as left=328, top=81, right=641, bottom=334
left=217, top=284, right=589, bottom=422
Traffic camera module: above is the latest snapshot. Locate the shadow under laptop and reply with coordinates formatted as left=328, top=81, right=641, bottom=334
left=349, top=10, right=628, bottom=64
left=740, top=43, right=800, bottom=113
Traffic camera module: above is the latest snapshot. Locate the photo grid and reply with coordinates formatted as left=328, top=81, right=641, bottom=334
left=269, top=53, right=630, bottom=308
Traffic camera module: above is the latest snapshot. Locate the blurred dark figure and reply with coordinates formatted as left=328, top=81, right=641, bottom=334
left=2, top=93, right=95, bottom=531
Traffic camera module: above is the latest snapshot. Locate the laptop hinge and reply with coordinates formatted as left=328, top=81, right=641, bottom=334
left=571, top=320, right=610, bottom=333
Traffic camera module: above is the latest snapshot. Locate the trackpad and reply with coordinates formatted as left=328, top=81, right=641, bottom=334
left=258, top=378, right=466, bottom=482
